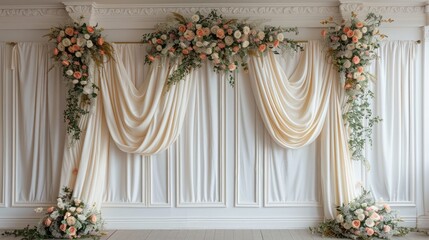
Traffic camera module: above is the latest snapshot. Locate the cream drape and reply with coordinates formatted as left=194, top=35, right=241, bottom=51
left=248, top=41, right=355, bottom=217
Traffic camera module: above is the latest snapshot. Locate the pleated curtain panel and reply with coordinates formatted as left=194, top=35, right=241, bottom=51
left=13, top=40, right=418, bottom=218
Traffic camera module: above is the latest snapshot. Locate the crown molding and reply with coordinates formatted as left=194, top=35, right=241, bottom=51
left=63, top=2, right=97, bottom=25
left=0, top=6, right=69, bottom=30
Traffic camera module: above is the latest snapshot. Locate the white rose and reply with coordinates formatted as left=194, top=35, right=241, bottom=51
left=62, top=38, right=71, bottom=47
left=358, top=213, right=365, bottom=221
left=151, top=38, right=157, bottom=44
left=180, top=42, right=187, bottom=49
left=191, top=14, right=200, bottom=22
left=156, top=45, right=162, bottom=51
left=205, top=48, right=213, bottom=55
left=76, top=207, right=83, bottom=214
left=74, top=199, right=81, bottom=205
left=362, top=43, right=368, bottom=49
left=57, top=202, right=64, bottom=209
left=84, top=34, right=90, bottom=40
left=196, top=24, right=202, bottom=29
left=57, top=198, right=62, bottom=202
left=203, top=41, right=209, bottom=46
left=225, top=36, right=234, bottom=46
left=75, top=52, right=82, bottom=57
left=344, top=50, right=353, bottom=58
left=365, top=218, right=375, bottom=227
left=160, top=34, right=167, bottom=40
left=361, top=203, right=367, bottom=207
left=77, top=214, right=86, bottom=221
left=234, top=30, right=242, bottom=39
left=242, top=40, right=249, bottom=48
left=354, top=209, right=364, bottom=215
left=196, top=41, right=203, bottom=47
left=210, top=42, right=217, bottom=48
left=57, top=43, right=65, bottom=51
left=341, top=34, right=348, bottom=41
left=347, top=44, right=355, bottom=50
left=343, top=60, right=351, bottom=68
left=86, top=40, right=93, bottom=48
left=354, top=29, right=362, bottom=39
left=211, top=25, right=219, bottom=34
left=242, top=26, right=250, bottom=35
left=277, top=33, right=284, bottom=42
left=336, top=214, right=344, bottom=223
left=80, top=81, right=88, bottom=85
left=66, top=70, right=73, bottom=76
left=66, top=216, right=76, bottom=226
left=83, top=85, right=93, bottom=95
left=343, top=223, right=352, bottom=230
left=69, top=207, right=76, bottom=212
left=362, top=27, right=367, bottom=33
left=353, top=72, right=360, bottom=79
left=76, top=38, right=85, bottom=47
left=335, top=26, right=341, bottom=31
left=257, top=31, right=265, bottom=40
left=59, top=30, right=65, bottom=37
left=211, top=52, right=219, bottom=59
left=72, top=79, right=79, bottom=84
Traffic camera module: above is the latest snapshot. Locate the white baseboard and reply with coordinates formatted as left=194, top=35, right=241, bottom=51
left=418, top=216, right=429, bottom=229
left=0, top=216, right=419, bottom=230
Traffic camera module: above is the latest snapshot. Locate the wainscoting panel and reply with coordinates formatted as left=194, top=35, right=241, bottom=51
left=149, top=150, right=171, bottom=207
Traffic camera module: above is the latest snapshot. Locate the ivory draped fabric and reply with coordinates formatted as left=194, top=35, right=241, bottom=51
left=248, top=41, right=355, bottom=217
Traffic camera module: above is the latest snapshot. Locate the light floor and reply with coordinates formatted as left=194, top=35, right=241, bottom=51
left=2, top=229, right=428, bottom=240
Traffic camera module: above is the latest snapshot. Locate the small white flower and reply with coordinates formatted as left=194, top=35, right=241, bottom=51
left=362, top=27, right=367, bottom=33
left=242, top=40, right=249, bottom=48
left=59, top=30, right=65, bottom=37
left=343, top=60, right=351, bottom=68
left=257, top=31, right=265, bottom=40
left=365, top=218, right=375, bottom=227
left=78, top=214, right=86, bottom=221
left=353, top=72, right=360, bottom=79
left=66, top=216, right=76, bottom=226
left=151, top=38, right=157, bottom=44
left=205, top=48, right=213, bottom=55
left=72, top=79, right=79, bottom=84
left=57, top=198, right=62, bottom=202
left=69, top=207, right=76, bottom=212
left=62, top=38, right=71, bottom=47
left=86, top=40, right=94, bottom=48
left=191, top=14, right=200, bottom=22
left=160, top=34, right=167, bottom=40
left=84, top=34, right=90, bottom=40
left=234, top=30, right=242, bottom=39
left=242, top=26, right=250, bottom=35
left=57, top=202, right=64, bottom=209
left=83, top=85, right=93, bottom=95
left=341, top=34, right=348, bottom=41
left=277, top=33, right=284, bottom=42
left=75, top=52, right=82, bottom=57
left=225, top=36, right=234, bottom=46
left=336, top=214, right=344, bottom=223
left=66, top=70, right=74, bottom=76
left=156, top=45, right=163, bottom=51
left=269, top=36, right=273, bottom=42
left=196, top=24, right=202, bottom=29
left=57, top=43, right=65, bottom=51
left=196, top=41, right=204, bottom=47
left=80, top=81, right=88, bottom=85
left=34, top=207, right=43, bottom=213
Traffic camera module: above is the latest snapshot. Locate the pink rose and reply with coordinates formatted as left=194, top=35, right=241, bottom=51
left=86, top=26, right=95, bottom=34
left=61, top=60, right=69, bottom=66
left=228, top=63, right=236, bottom=71
left=156, top=38, right=163, bottom=44
left=216, top=29, right=225, bottom=39
left=169, top=47, right=175, bottom=53
left=97, top=37, right=104, bottom=46
left=347, top=73, right=353, bottom=78
left=81, top=65, right=87, bottom=70
left=147, top=55, right=155, bottom=62
left=203, top=28, right=210, bottom=36
left=70, top=37, right=76, bottom=44
left=199, top=53, right=207, bottom=60
left=352, top=220, right=361, bottom=228
left=44, top=218, right=52, bottom=227
left=223, top=24, right=229, bottom=29
left=182, top=49, right=189, bottom=55
left=321, top=29, right=327, bottom=37
left=60, top=223, right=67, bottom=232
left=56, top=36, right=62, bottom=43
left=383, top=225, right=391, bottom=232
left=343, top=26, right=350, bottom=33
left=178, top=25, right=186, bottom=33
left=347, top=30, right=354, bottom=38
left=47, top=206, right=55, bottom=213
left=89, top=214, right=97, bottom=224
left=65, top=27, right=74, bottom=36
left=352, top=36, right=359, bottom=43
left=352, top=56, right=360, bottom=64
left=356, top=22, right=364, bottom=28
left=384, top=204, right=391, bottom=213
left=68, top=226, right=77, bottom=236
left=186, top=22, right=193, bottom=29
left=227, top=28, right=233, bottom=35
left=273, top=40, right=280, bottom=48
left=196, top=29, right=204, bottom=37
left=232, top=46, right=239, bottom=52
left=53, top=48, right=59, bottom=55
left=218, top=42, right=225, bottom=49
left=357, top=66, right=364, bottom=73
left=258, top=44, right=266, bottom=52
left=73, top=71, right=82, bottom=79
left=72, top=45, right=79, bottom=51
left=366, top=227, right=374, bottom=236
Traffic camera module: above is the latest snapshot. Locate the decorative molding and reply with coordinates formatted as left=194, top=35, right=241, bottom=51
left=63, top=2, right=96, bottom=25
left=0, top=6, right=67, bottom=17
left=148, top=152, right=171, bottom=208
left=425, top=26, right=429, bottom=40
left=418, top=216, right=429, bottom=229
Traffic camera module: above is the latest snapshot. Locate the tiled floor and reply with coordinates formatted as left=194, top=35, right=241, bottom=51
left=2, top=229, right=427, bottom=239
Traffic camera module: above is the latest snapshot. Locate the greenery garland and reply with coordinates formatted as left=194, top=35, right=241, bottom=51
left=321, top=12, right=392, bottom=164
left=46, top=19, right=114, bottom=141
left=142, top=10, right=303, bottom=87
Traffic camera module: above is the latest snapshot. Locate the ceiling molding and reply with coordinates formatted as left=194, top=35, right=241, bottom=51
left=63, top=2, right=97, bottom=25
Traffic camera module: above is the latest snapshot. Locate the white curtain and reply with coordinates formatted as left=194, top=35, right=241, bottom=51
left=248, top=41, right=355, bottom=217
left=367, top=41, right=418, bottom=203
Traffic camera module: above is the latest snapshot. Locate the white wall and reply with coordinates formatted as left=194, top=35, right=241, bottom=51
left=0, top=1, right=428, bottom=229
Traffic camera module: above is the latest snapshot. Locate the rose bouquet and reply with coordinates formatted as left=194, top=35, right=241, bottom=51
left=2, top=187, right=103, bottom=239
left=311, top=189, right=410, bottom=239
left=46, top=20, right=114, bottom=141
left=142, top=10, right=302, bottom=87
left=321, top=13, right=392, bottom=164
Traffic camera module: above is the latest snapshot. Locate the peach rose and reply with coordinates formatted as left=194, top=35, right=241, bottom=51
left=182, top=49, right=189, bottom=55
left=156, top=38, right=163, bottom=44
left=321, top=29, right=327, bottom=37
left=72, top=44, right=80, bottom=52
left=60, top=223, right=67, bottom=232
left=345, top=83, right=353, bottom=90
left=273, top=40, right=280, bottom=48
left=44, top=218, right=52, bottom=227
left=352, top=36, right=359, bottom=43
left=89, top=214, right=97, bottom=224
left=68, top=226, right=77, bottom=236
left=218, top=42, right=225, bottom=49
left=232, top=46, right=240, bottom=52
left=343, top=26, right=350, bottom=33
left=357, top=66, right=364, bottom=73
left=53, top=48, right=59, bottom=55
left=203, top=28, right=210, bottom=36
left=97, top=37, right=104, bottom=46
left=258, top=44, right=267, bottom=52
left=356, top=22, right=364, bottom=28
left=86, top=26, right=95, bottom=34
left=352, top=56, right=360, bottom=64
left=70, top=37, right=76, bottom=44
left=216, top=29, right=225, bottom=39
left=147, top=55, right=155, bottom=62
left=196, top=29, right=204, bottom=37
left=199, top=53, right=207, bottom=60
left=65, top=27, right=74, bottom=36
left=366, top=228, right=374, bottom=236
left=347, top=30, right=354, bottom=38
left=228, top=63, right=236, bottom=71
left=73, top=71, right=82, bottom=79
left=57, top=36, right=62, bottom=43
left=178, top=25, right=186, bottom=33
left=383, top=225, right=391, bottom=232
left=47, top=206, right=55, bottom=213
left=186, top=22, right=193, bottom=29
left=352, top=220, right=361, bottom=228
left=61, top=60, right=69, bottom=66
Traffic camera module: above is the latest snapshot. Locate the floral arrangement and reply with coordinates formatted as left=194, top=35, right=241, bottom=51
left=311, top=189, right=410, bottom=239
left=142, top=10, right=302, bottom=87
left=2, top=187, right=103, bottom=239
left=46, top=20, right=114, bottom=141
left=321, top=13, right=392, bottom=164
